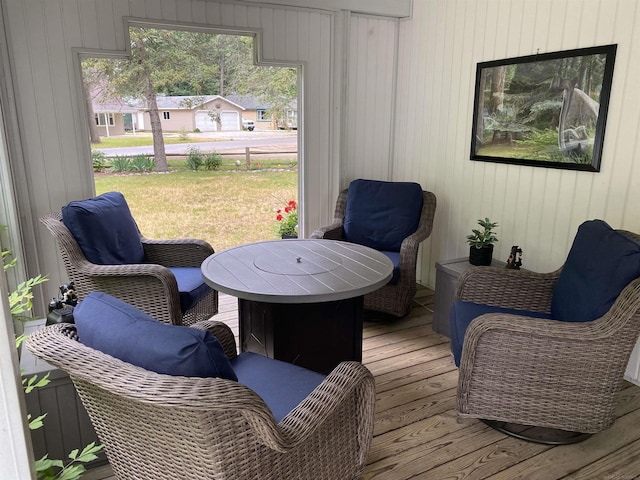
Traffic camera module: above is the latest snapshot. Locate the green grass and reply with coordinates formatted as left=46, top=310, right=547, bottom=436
left=93, top=133, right=229, bottom=149
left=94, top=170, right=297, bottom=251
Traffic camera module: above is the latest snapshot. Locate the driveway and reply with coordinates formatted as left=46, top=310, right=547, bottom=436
left=94, top=131, right=298, bottom=156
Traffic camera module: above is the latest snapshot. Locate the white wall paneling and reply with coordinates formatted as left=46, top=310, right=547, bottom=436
left=2, top=0, right=346, bottom=308
left=395, top=0, right=640, bottom=287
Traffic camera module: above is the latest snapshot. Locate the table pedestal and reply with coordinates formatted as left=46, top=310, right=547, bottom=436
left=239, top=297, right=364, bottom=374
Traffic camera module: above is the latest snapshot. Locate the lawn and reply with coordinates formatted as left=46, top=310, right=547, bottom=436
left=94, top=170, right=297, bottom=252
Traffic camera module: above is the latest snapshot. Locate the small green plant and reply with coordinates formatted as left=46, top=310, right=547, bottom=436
left=91, top=151, right=107, bottom=173
left=186, top=147, right=204, bottom=171
left=110, top=155, right=132, bottom=173
left=204, top=152, right=222, bottom=171
left=275, top=200, right=298, bottom=237
left=193, top=128, right=201, bottom=133
left=178, top=127, right=190, bottom=142
left=466, top=217, right=499, bottom=249
left=2, top=235, right=103, bottom=479
left=130, top=154, right=155, bottom=172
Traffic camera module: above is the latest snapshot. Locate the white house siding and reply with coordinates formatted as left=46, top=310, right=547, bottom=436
left=343, top=13, right=399, bottom=183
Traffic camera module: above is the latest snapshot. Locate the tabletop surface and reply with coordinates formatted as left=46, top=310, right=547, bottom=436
left=201, top=239, right=393, bottom=303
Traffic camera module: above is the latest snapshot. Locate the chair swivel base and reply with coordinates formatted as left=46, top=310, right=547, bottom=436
left=481, top=419, right=592, bottom=445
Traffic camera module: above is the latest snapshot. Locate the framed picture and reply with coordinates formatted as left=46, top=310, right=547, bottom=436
left=470, top=44, right=617, bottom=172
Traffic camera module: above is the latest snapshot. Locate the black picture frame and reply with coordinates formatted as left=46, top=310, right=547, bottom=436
left=470, top=44, right=617, bottom=172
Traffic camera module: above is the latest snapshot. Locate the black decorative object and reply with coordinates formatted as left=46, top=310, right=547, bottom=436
left=506, top=246, right=523, bottom=270
left=471, top=44, right=617, bottom=172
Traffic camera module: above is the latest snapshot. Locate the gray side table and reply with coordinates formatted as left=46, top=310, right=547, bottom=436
left=433, top=257, right=506, bottom=338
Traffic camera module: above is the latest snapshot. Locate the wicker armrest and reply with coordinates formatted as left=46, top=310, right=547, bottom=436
left=310, top=223, right=344, bottom=240
left=246, top=361, right=375, bottom=454
left=190, top=320, right=237, bottom=359
left=142, top=238, right=215, bottom=266
left=455, top=266, right=561, bottom=313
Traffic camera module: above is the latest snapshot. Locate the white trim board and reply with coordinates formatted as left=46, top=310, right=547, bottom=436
left=237, top=0, right=412, bottom=18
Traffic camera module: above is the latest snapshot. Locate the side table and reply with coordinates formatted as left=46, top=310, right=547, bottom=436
left=20, top=320, right=107, bottom=468
left=433, top=257, right=505, bottom=338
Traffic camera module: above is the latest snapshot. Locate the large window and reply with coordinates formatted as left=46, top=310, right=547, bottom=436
left=94, top=113, right=114, bottom=126
left=256, top=109, right=270, bottom=121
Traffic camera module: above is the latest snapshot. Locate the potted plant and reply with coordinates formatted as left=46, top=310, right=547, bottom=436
left=466, top=217, right=498, bottom=266
left=275, top=200, right=298, bottom=239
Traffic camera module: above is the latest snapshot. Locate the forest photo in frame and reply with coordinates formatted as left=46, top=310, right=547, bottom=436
left=470, top=44, right=617, bottom=172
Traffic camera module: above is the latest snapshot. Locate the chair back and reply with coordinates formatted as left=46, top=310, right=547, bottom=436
left=343, top=179, right=424, bottom=252
left=26, top=324, right=283, bottom=479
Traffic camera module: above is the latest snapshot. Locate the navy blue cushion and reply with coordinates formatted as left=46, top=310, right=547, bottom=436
left=343, top=179, right=423, bottom=252
left=231, top=352, right=326, bottom=422
left=62, top=191, right=144, bottom=265
left=381, top=251, right=400, bottom=285
left=168, top=267, right=213, bottom=313
left=551, top=220, right=640, bottom=322
left=449, top=301, right=552, bottom=367
left=75, top=292, right=237, bottom=381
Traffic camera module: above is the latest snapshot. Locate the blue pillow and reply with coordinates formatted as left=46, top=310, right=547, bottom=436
left=62, top=191, right=145, bottom=265
left=551, top=220, right=640, bottom=322
left=344, top=179, right=423, bottom=252
left=74, top=292, right=237, bottom=381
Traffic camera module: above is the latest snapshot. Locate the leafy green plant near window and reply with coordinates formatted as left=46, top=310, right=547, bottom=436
left=2, top=233, right=103, bottom=479
left=186, top=147, right=204, bottom=171
left=130, top=154, right=155, bottom=172
left=204, top=152, right=222, bottom=171
left=110, top=154, right=132, bottom=173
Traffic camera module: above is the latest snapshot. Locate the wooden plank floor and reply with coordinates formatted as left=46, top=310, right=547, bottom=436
left=85, top=286, right=640, bottom=480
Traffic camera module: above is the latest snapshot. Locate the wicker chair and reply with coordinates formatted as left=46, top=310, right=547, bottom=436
left=311, top=184, right=436, bottom=317
left=454, top=227, right=640, bottom=443
left=40, top=210, right=217, bottom=326
left=26, top=321, right=376, bottom=480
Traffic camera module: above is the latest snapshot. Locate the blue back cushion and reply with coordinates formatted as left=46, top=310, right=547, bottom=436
left=75, top=292, right=237, bottom=380
left=231, top=352, right=325, bottom=422
left=344, top=179, right=423, bottom=252
left=551, top=220, right=640, bottom=322
left=62, top=191, right=145, bottom=265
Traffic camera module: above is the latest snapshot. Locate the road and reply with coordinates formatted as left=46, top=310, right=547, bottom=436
left=94, top=132, right=298, bottom=156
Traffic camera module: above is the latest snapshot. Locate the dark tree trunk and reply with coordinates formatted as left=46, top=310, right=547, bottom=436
left=144, top=75, right=168, bottom=172
left=83, top=77, right=101, bottom=144
left=489, top=66, right=506, bottom=114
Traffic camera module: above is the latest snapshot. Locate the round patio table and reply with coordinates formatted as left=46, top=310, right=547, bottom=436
left=201, top=239, right=393, bottom=373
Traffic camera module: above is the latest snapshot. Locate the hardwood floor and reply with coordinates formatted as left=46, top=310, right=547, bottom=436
left=84, top=287, right=640, bottom=480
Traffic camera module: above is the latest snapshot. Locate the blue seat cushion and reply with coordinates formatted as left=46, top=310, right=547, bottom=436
left=231, top=352, right=326, bottom=422
left=168, top=267, right=213, bottom=313
left=344, top=179, right=423, bottom=252
left=551, top=220, right=640, bottom=322
left=381, top=251, right=400, bottom=285
left=74, top=292, right=237, bottom=381
left=449, top=301, right=552, bottom=367
left=62, top=191, right=144, bottom=265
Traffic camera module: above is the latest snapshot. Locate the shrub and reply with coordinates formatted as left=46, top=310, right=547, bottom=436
left=193, top=128, right=201, bottom=133
left=130, top=154, right=155, bottom=172
left=91, top=151, right=108, bottom=173
left=204, top=152, right=222, bottom=171
left=178, top=127, right=190, bottom=141
left=110, top=155, right=132, bottom=173
left=186, top=148, right=204, bottom=171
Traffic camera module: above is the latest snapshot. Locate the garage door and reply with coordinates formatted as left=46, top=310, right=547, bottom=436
left=220, top=111, right=240, bottom=131
left=195, top=111, right=217, bottom=132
